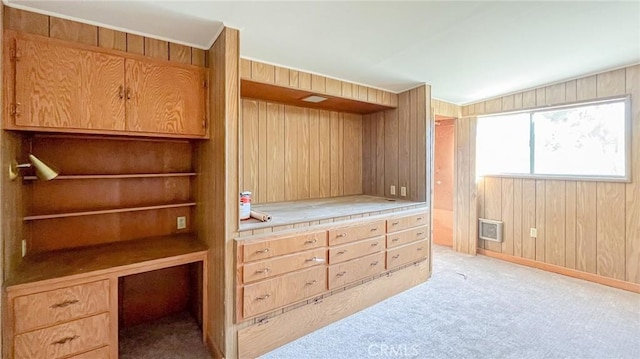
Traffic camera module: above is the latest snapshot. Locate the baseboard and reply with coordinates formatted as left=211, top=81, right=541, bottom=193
left=477, top=249, right=640, bottom=294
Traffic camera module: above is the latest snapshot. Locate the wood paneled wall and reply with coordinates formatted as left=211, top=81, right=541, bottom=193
left=432, top=99, right=461, bottom=118
left=240, top=58, right=397, bottom=108
left=240, top=99, right=362, bottom=203
left=362, top=85, right=431, bottom=203
left=455, top=65, right=640, bottom=288
left=3, top=7, right=207, bottom=66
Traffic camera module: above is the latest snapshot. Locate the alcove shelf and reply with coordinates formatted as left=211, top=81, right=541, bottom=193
left=23, top=172, right=197, bottom=181
left=23, top=202, right=197, bottom=221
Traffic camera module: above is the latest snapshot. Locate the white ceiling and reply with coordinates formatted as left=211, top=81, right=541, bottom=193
left=6, top=1, right=640, bottom=105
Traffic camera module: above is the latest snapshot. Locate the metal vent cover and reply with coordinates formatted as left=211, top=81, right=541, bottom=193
left=479, top=218, right=503, bottom=242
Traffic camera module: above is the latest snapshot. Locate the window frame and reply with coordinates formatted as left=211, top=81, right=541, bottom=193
left=476, top=95, right=631, bottom=183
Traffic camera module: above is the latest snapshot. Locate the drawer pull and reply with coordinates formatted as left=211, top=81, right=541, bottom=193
left=371, top=242, right=379, bottom=247
left=370, top=228, right=378, bottom=232
left=391, top=221, right=399, bottom=226
left=255, top=248, right=270, bottom=254
left=337, top=250, right=348, bottom=255
left=304, top=238, right=318, bottom=244
left=337, top=233, right=347, bottom=238
left=256, top=294, right=271, bottom=300
left=51, top=335, right=79, bottom=345
left=417, top=217, right=424, bottom=220
left=336, top=271, right=347, bottom=277
left=305, top=280, right=318, bottom=286
left=371, top=261, right=379, bottom=266
left=255, top=268, right=270, bottom=274
left=417, top=232, right=425, bottom=236
left=417, top=247, right=424, bottom=251
left=391, top=238, right=399, bottom=242
left=306, top=256, right=326, bottom=263
left=392, top=254, right=400, bottom=259
left=50, top=299, right=79, bottom=309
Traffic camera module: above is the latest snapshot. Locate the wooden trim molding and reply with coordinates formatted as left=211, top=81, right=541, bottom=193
left=477, top=249, right=640, bottom=294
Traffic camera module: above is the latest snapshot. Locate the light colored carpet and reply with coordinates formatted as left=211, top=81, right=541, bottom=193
left=262, top=245, right=640, bottom=359
left=119, top=312, right=211, bottom=359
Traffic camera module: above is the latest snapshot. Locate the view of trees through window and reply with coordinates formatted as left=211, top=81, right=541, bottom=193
left=476, top=98, right=628, bottom=180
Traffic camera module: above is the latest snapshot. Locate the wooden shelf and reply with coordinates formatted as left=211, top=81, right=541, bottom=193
left=6, top=234, right=208, bottom=287
left=24, top=202, right=196, bottom=221
left=23, top=172, right=197, bottom=181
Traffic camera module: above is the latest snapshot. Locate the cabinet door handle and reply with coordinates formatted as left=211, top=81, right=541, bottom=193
left=417, top=232, right=424, bottom=236
left=371, top=261, right=379, bottom=266
left=417, top=217, right=424, bottom=221
left=256, top=294, right=271, bottom=300
left=370, top=228, right=378, bottom=232
left=417, top=247, right=424, bottom=251
left=51, top=335, right=79, bottom=345
left=255, top=268, right=270, bottom=274
left=305, top=280, right=317, bottom=286
left=391, top=238, right=399, bottom=242
left=306, top=256, right=325, bottom=263
left=337, top=233, right=347, bottom=238
left=336, top=271, right=347, bottom=277
left=118, top=85, right=124, bottom=99
left=392, top=254, right=400, bottom=259
left=304, top=238, right=318, bottom=244
left=126, top=87, right=132, bottom=100
left=50, top=299, right=79, bottom=309
left=337, top=250, right=347, bottom=255
left=391, top=221, right=399, bottom=226
left=255, top=248, right=270, bottom=254
left=371, top=242, right=379, bottom=247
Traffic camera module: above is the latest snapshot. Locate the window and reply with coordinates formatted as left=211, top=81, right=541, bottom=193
left=476, top=98, right=629, bottom=181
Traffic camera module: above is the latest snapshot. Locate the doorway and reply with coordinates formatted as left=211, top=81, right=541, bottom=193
left=433, top=117, right=455, bottom=247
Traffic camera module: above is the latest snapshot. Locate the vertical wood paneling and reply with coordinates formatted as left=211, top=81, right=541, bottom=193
left=454, top=118, right=470, bottom=253
left=275, top=67, right=290, bottom=87
left=384, top=109, right=398, bottom=197
left=362, top=114, right=372, bottom=195
left=576, top=75, right=597, bottom=101
left=49, top=18, right=97, bottom=46
left=398, top=92, right=411, bottom=195
left=126, top=34, right=144, bottom=55
left=297, top=108, right=310, bottom=199
left=191, top=49, right=205, bottom=67
left=625, top=65, right=640, bottom=284
left=513, top=179, right=523, bottom=257
left=521, top=179, right=537, bottom=260
left=522, top=90, right=536, bottom=108
left=169, top=43, right=191, bottom=64
left=289, top=70, right=299, bottom=88
left=252, top=62, right=275, bottom=84
left=241, top=100, right=259, bottom=198
left=535, top=88, right=546, bottom=107
left=565, top=80, right=577, bottom=103
left=501, top=179, right=514, bottom=255
left=319, top=111, right=332, bottom=198
left=266, top=103, right=285, bottom=203
left=258, top=102, right=268, bottom=204
left=240, top=59, right=252, bottom=78
left=545, top=83, right=565, bottom=105
left=565, top=181, right=577, bottom=269
left=144, top=38, right=168, bottom=60
left=4, top=7, right=49, bottom=36
left=330, top=112, right=344, bottom=197
left=299, top=72, right=311, bottom=90
left=284, top=106, right=299, bottom=200
left=342, top=82, right=353, bottom=99
left=308, top=110, right=320, bottom=198
left=98, top=28, right=126, bottom=51
left=358, top=85, right=368, bottom=102
left=513, top=93, right=523, bottom=110
left=485, top=98, right=501, bottom=113
left=409, top=89, right=418, bottom=199
left=484, top=177, right=502, bottom=252
left=477, top=177, right=486, bottom=250
left=576, top=182, right=597, bottom=273
left=417, top=86, right=428, bottom=202
left=502, top=95, right=515, bottom=112
left=596, top=183, right=625, bottom=280
left=545, top=181, right=566, bottom=266
left=535, top=180, right=546, bottom=262
left=344, top=114, right=363, bottom=195
left=468, top=117, right=478, bottom=255
left=596, top=68, right=626, bottom=97
left=326, top=78, right=341, bottom=96
left=375, top=111, right=385, bottom=196
left=312, top=75, right=326, bottom=94
left=474, top=102, right=486, bottom=115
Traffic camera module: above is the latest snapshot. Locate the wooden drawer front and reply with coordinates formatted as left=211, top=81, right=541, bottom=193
left=243, top=248, right=327, bottom=283
left=328, top=220, right=385, bottom=246
left=68, top=346, right=110, bottom=359
left=329, top=237, right=384, bottom=264
left=386, top=225, right=429, bottom=248
left=14, top=313, right=110, bottom=359
left=243, top=266, right=326, bottom=318
left=328, top=252, right=385, bottom=289
left=243, top=231, right=327, bottom=262
left=13, top=280, right=110, bottom=334
left=386, top=240, right=429, bottom=269
left=387, top=212, right=428, bottom=233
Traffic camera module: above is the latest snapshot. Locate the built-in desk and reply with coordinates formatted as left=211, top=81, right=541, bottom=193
left=3, top=235, right=208, bottom=359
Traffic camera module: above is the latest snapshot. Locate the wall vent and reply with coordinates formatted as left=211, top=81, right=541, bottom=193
left=479, top=218, right=503, bottom=242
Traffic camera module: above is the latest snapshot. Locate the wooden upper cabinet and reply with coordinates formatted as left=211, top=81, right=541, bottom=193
left=125, top=59, right=207, bottom=136
left=14, top=37, right=125, bottom=130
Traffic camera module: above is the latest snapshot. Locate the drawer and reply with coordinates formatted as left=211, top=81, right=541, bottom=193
left=13, top=280, right=110, bottom=334
left=243, top=248, right=327, bottom=283
left=386, top=239, right=429, bottom=269
left=329, top=237, right=384, bottom=264
left=328, top=252, right=385, bottom=289
left=387, top=212, right=429, bottom=233
left=328, top=220, right=385, bottom=246
left=243, top=266, right=326, bottom=318
left=68, top=346, right=110, bottom=359
left=14, top=312, right=110, bottom=359
left=243, top=230, right=327, bottom=262
left=386, top=225, right=429, bottom=248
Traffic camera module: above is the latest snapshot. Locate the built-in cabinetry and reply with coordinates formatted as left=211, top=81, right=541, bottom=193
left=4, top=31, right=208, bottom=138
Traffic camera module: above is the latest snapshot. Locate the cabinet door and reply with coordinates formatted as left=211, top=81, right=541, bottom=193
left=125, top=59, right=207, bottom=136
left=14, top=38, right=125, bottom=130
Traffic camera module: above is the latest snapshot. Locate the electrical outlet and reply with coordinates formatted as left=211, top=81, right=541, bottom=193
left=530, top=228, right=537, bottom=237
left=177, top=216, right=187, bottom=230
left=390, top=185, right=396, bottom=195
left=21, top=240, right=26, bottom=257
left=400, top=186, right=407, bottom=197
